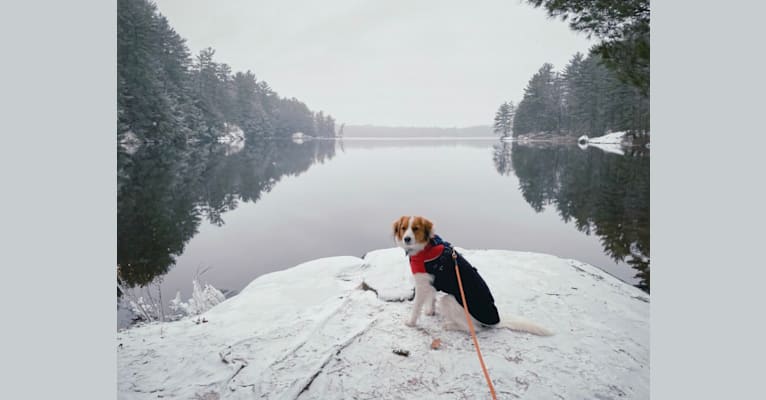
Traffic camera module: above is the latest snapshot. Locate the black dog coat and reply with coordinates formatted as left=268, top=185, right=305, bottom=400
left=409, top=236, right=500, bottom=325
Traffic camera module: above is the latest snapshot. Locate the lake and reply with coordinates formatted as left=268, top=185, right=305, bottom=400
left=117, top=136, right=649, bottom=327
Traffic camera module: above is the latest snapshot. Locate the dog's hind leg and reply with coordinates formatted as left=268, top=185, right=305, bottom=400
left=424, top=288, right=436, bottom=316
left=437, top=295, right=470, bottom=332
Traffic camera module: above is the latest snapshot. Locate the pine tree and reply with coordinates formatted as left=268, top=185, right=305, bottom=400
left=511, top=54, right=649, bottom=137
left=525, top=0, right=649, bottom=95
left=117, top=0, right=336, bottom=143
left=493, top=102, right=513, bottom=137
left=513, top=63, right=560, bottom=136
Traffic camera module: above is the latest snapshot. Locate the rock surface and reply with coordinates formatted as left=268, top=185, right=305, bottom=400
left=117, top=248, right=649, bottom=399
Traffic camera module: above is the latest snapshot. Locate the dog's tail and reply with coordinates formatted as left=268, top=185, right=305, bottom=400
left=498, top=315, right=553, bottom=336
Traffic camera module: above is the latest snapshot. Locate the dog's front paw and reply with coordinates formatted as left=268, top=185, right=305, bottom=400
left=425, top=308, right=435, bottom=316
left=404, top=318, right=417, bottom=327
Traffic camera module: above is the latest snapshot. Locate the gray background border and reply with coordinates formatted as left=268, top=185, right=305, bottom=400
left=1, top=0, right=765, bottom=398
left=652, top=1, right=766, bottom=399
left=1, top=0, right=116, bottom=398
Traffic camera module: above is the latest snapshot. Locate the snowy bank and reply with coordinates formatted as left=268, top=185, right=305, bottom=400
left=578, top=132, right=629, bottom=155
left=119, top=131, right=142, bottom=155
left=117, top=248, right=649, bottom=399
left=217, top=124, right=246, bottom=155
left=580, top=131, right=628, bottom=145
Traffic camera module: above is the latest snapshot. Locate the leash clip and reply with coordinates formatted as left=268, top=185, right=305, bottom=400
left=451, top=249, right=457, bottom=260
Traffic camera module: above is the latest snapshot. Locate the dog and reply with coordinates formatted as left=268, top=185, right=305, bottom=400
left=393, top=215, right=552, bottom=336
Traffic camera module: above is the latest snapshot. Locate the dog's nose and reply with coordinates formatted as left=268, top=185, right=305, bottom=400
left=404, top=236, right=411, bottom=244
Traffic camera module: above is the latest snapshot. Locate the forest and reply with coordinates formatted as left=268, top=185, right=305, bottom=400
left=118, top=0, right=337, bottom=144
left=509, top=54, right=649, bottom=137
left=495, top=0, right=650, bottom=138
left=117, top=0, right=341, bottom=291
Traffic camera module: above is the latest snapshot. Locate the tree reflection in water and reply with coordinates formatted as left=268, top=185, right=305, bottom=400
left=493, top=142, right=649, bottom=291
left=117, top=138, right=337, bottom=291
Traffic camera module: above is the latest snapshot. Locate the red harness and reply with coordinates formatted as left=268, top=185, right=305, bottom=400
left=408, top=243, right=444, bottom=274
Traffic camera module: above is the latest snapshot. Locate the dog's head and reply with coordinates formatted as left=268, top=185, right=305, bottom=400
left=392, top=215, right=434, bottom=256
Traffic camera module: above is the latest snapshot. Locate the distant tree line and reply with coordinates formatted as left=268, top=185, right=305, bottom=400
left=508, top=53, right=649, bottom=137
left=118, top=0, right=336, bottom=144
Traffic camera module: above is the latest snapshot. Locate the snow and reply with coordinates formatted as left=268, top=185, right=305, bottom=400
left=342, top=137, right=496, bottom=141
left=119, top=131, right=141, bottom=155
left=118, top=276, right=227, bottom=325
left=587, top=142, right=625, bottom=155
left=169, top=280, right=226, bottom=317
left=118, top=248, right=649, bottom=399
left=586, top=131, right=628, bottom=145
left=218, top=124, right=246, bottom=154
left=291, top=132, right=310, bottom=144
left=578, top=132, right=628, bottom=155
left=218, top=124, right=246, bottom=144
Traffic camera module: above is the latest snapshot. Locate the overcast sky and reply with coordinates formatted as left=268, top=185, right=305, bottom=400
left=155, top=0, right=594, bottom=127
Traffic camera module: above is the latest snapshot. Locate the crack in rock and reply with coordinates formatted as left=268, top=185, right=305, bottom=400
left=295, top=320, right=377, bottom=399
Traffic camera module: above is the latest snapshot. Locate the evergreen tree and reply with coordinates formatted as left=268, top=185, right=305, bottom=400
left=513, top=63, right=561, bottom=136
left=118, top=0, right=194, bottom=142
left=525, top=0, right=649, bottom=95
left=231, top=70, right=272, bottom=140
left=510, top=54, right=649, bottom=137
left=117, top=0, right=335, bottom=144
left=493, top=102, right=514, bottom=137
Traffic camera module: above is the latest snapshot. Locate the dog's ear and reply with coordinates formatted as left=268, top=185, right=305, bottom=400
left=422, top=217, right=434, bottom=238
left=392, top=217, right=402, bottom=238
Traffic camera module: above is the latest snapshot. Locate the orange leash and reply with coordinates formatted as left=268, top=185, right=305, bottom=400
left=452, top=249, right=498, bottom=400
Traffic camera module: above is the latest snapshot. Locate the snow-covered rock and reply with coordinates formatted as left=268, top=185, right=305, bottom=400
left=117, top=248, right=649, bottom=399
left=217, top=124, right=246, bottom=143
left=119, top=131, right=141, bottom=155
left=586, top=131, right=628, bottom=145
left=589, top=142, right=625, bottom=155
left=216, top=124, right=246, bottom=155
left=292, top=132, right=312, bottom=144
left=578, top=132, right=627, bottom=155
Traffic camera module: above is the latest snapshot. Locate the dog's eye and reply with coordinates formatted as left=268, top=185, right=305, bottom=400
left=413, top=227, right=419, bottom=232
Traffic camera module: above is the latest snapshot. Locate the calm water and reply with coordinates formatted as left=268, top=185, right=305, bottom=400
left=117, top=137, right=649, bottom=327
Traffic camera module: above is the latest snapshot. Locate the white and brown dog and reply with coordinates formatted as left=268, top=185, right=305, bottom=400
left=393, top=215, right=552, bottom=335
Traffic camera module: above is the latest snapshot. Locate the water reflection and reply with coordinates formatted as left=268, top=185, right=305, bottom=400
left=497, top=143, right=650, bottom=291
left=492, top=142, right=514, bottom=176
left=117, top=139, right=337, bottom=290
